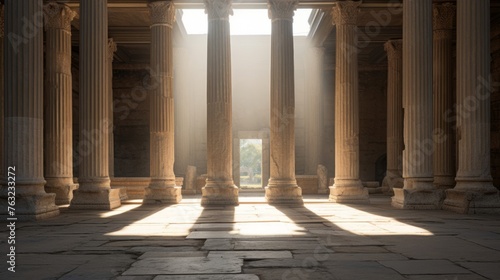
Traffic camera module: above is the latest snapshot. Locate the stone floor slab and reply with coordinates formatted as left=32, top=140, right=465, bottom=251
left=208, top=251, right=292, bottom=259
left=153, top=275, right=259, bottom=280
left=380, top=260, right=471, bottom=275
left=123, top=257, right=243, bottom=275
left=458, top=261, right=500, bottom=279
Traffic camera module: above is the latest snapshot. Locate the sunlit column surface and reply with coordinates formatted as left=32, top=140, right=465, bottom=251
left=329, top=1, right=369, bottom=204
left=265, top=0, right=303, bottom=205
left=107, top=38, right=117, bottom=178
left=1, top=0, right=60, bottom=219
left=43, top=2, right=78, bottom=205
left=381, top=39, right=404, bottom=194
left=201, top=0, right=239, bottom=206
left=443, top=0, right=500, bottom=214
left=144, top=0, right=182, bottom=204
left=392, top=0, right=443, bottom=210
left=70, top=0, right=121, bottom=210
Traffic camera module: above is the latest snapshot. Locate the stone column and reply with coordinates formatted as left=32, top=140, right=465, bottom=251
left=443, top=0, right=500, bottom=214
left=201, top=0, right=239, bottom=206
left=43, top=2, right=77, bottom=205
left=144, top=0, right=181, bottom=204
left=265, top=0, right=303, bottom=205
left=329, top=1, right=369, bottom=203
left=1, top=0, right=59, bottom=219
left=381, top=40, right=404, bottom=194
left=392, top=0, right=443, bottom=209
left=70, top=0, right=121, bottom=210
left=433, top=3, right=456, bottom=190
left=107, top=38, right=117, bottom=178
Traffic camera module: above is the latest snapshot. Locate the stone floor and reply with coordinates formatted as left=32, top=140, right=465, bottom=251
left=1, top=193, right=500, bottom=279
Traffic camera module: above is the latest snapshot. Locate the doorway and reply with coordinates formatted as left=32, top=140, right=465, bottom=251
left=239, top=139, right=263, bottom=189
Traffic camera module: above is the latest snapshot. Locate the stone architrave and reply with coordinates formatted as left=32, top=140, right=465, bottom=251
left=392, top=0, right=444, bottom=210
left=43, top=2, right=78, bottom=205
left=144, top=0, right=182, bottom=204
left=265, top=0, right=303, bottom=205
left=1, top=0, right=60, bottom=219
left=201, top=0, right=239, bottom=206
left=443, top=0, right=500, bottom=214
left=381, top=40, right=404, bottom=194
left=329, top=1, right=369, bottom=204
left=70, top=0, right=121, bottom=210
left=433, top=3, right=456, bottom=189
left=317, top=165, right=328, bottom=194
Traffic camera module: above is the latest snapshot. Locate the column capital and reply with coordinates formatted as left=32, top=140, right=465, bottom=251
left=204, top=0, right=233, bottom=20
left=43, top=2, right=76, bottom=31
left=384, top=39, right=403, bottom=59
left=433, top=3, right=456, bottom=31
left=268, top=0, right=298, bottom=21
left=108, top=38, right=117, bottom=62
left=149, top=1, right=176, bottom=27
left=0, top=4, right=4, bottom=38
left=331, top=1, right=361, bottom=26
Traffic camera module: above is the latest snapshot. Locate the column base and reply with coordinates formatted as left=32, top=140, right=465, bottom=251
left=329, top=180, right=369, bottom=204
left=443, top=189, right=500, bottom=214
left=265, top=184, right=303, bottom=205
left=45, top=180, right=78, bottom=205
left=391, top=188, right=445, bottom=210
left=381, top=173, right=403, bottom=195
left=201, top=183, right=239, bottom=206
left=433, top=176, right=455, bottom=190
left=143, top=186, right=182, bottom=204
left=0, top=191, right=60, bottom=221
left=70, top=189, right=121, bottom=210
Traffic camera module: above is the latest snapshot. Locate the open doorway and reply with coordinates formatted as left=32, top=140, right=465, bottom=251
left=239, top=139, right=263, bottom=189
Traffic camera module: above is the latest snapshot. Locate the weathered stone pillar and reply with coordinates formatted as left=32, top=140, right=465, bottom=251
left=329, top=1, right=369, bottom=203
left=433, top=3, right=456, bottom=189
left=392, top=0, right=443, bottom=209
left=144, top=0, right=181, bottom=204
left=43, top=2, right=77, bottom=205
left=201, top=0, right=239, bottom=206
left=443, top=0, right=500, bottom=214
left=70, top=0, right=121, bottom=210
left=107, top=38, right=117, bottom=178
left=381, top=40, right=404, bottom=194
left=1, top=0, right=60, bottom=219
left=265, top=0, right=303, bottom=205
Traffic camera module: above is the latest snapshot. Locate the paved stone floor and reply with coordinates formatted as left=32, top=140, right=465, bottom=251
left=1, top=194, right=500, bottom=279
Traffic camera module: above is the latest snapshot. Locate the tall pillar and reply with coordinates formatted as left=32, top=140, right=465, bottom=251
left=265, top=0, right=303, bottom=205
left=443, top=0, right=500, bottom=214
left=433, top=3, right=456, bottom=189
left=329, top=1, right=369, bottom=203
left=43, top=2, right=77, bottom=205
left=201, top=0, right=239, bottom=206
left=381, top=39, right=404, bottom=194
left=107, top=38, right=116, bottom=178
left=70, top=0, right=121, bottom=210
left=1, top=0, right=59, bottom=219
left=392, top=0, right=443, bottom=209
left=144, top=0, right=181, bottom=204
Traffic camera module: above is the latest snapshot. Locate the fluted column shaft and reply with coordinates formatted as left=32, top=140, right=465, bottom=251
left=265, top=0, right=303, bottom=205
left=43, top=2, right=77, bottom=205
left=433, top=3, right=456, bottom=189
left=144, top=0, right=181, bottom=204
left=1, top=0, right=59, bottom=219
left=70, top=0, right=121, bottom=210
left=201, top=0, right=238, bottom=206
left=329, top=1, right=368, bottom=203
left=382, top=40, right=403, bottom=192
left=107, top=38, right=116, bottom=178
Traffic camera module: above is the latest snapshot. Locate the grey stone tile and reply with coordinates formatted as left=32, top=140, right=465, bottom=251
left=244, top=267, right=333, bottom=280
left=123, top=257, right=243, bottom=275
left=458, top=262, right=500, bottom=280
left=208, top=251, right=292, bottom=259
left=406, top=275, right=487, bottom=280
left=245, top=258, right=316, bottom=268
left=153, top=275, right=260, bottom=280
left=59, top=254, right=137, bottom=280
left=380, top=260, right=471, bottom=275
left=139, top=251, right=207, bottom=259
left=202, top=239, right=235, bottom=250
left=235, top=240, right=320, bottom=250
left=326, top=261, right=407, bottom=280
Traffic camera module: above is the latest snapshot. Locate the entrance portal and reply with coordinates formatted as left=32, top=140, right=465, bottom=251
left=239, top=139, right=263, bottom=189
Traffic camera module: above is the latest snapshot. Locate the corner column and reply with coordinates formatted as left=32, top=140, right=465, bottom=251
left=43, top=2, right=77, bottom=205
left=433, top=3, right=456, bottom=189
left=329, top=1, right=369, bottom=203
left=443, top=0, right=500, bottom=214
left=392, top=0, right=443, bottom=209
left=265, top=0, right=303, bottom=205
left=201, top=0, right=239, bottom=206
left=107, top=38, right=117, bottom=178
left=70, top=0, right=121, bottom=210
left=1, top=0, right=59, bottom=219
left=381, top=40, right=404, bottom=194
left=144, top=0, right=181, bottom=204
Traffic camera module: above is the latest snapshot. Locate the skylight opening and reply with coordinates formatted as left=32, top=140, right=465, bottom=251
left=181, top=9, right=312, bottom=36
